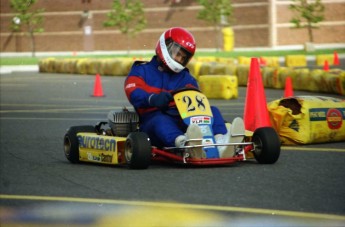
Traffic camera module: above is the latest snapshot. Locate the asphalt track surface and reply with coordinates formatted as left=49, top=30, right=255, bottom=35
left=0, top=71, right=345, bottom=226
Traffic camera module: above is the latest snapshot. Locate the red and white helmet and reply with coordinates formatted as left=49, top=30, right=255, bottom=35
left=155, top=27, right=196, bottom=73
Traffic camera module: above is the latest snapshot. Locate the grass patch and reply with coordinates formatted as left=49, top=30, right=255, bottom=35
left=0, top=48, right=344, bottom=66
left=0, top=57, right=41, bottom=66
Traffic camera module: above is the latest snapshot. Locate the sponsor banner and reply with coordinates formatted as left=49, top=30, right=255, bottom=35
left=268, top=96, right=345, bottom=145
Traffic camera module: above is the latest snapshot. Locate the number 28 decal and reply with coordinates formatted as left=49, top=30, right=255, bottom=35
left=182, top=95, right=206, bottom=112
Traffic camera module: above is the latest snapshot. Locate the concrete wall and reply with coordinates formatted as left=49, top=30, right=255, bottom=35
left=0, top=0, right=344, bottom=52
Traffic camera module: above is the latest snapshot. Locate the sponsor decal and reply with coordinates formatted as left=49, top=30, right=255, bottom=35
left=309, top=108, right=344, bottom=130
left=326, top=108, right=343, bottom=129
left=204, top=116, right=211, bottom=124
left=87, top=152, right=113, bottom=163
left=125, top=83, right=136, bottom=89
left=310, top=110, right=326, bottom=120
left=185, top=41, right=195, bottom=49
left=87, top=152, right=101, bottom=162
left=78, top=136, right=116, bottom=152
left=203, top=138, right=214, bottom=145
left=202, top=138, right=215, bottom=148
left=190, top=116, right=211, bottom=124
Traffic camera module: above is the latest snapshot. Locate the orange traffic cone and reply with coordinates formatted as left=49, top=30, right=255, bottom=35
left=333, top=51, right=340, bottom=65
left=92, top=74, right=104, bottom=97
left=323, top=60, right=329, bottom=71
left=243, top=58, right=271, bottom=132
left=284, top=77, right=294, bottom=98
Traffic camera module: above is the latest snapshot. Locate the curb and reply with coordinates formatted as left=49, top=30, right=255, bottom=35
left=0, top=65, right=39, bottom=74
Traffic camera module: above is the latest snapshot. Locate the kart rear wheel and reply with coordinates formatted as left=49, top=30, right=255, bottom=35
left=252, top=127, right=281, bottom=164
left=125, top=132, right=151, bottom=169
left=64, top=125, right=96, bottom=163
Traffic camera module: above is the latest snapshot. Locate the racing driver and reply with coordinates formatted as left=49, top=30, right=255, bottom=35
left=124, top=27, right=244, bottom=158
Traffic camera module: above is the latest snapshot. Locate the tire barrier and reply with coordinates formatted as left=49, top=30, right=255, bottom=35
left=75, top=58, right=91, bottom=75
left=316, top=54, right=334, bottom=66
left=262, top=67, right=281, bottom=89
left=237, top=56, right=252, bottom=65
left=39, top=58, right=136, bottom=76
left=38, top=57, right=57, bottom=73
left=238, top=56, right=280, bottom=67
left=199, top=62, right=237, bottom=77
left=186, top=60, right=203, bottom=80
left=260, top=56, right=280, bottom=67
left=198, top=75, right=238, bottom=100
left=268, top=96, right=345, bottom=144
left=317, top=69, right=345, bottom=95
left=39, top=57, right=344, bottom=96
left=216, top=57, right=235, bottom=65
left=285, top=55, right=307, bottom=67
left=100, top=58, right=134, bottom=76
left=236, top=64, right=250, bottom=86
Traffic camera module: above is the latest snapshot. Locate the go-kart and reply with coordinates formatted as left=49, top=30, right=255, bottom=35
left=63, top=88, right=281, bottom=169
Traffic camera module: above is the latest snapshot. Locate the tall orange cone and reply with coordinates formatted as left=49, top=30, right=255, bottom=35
left=284, top=77, right=294, bottom=97
left=243, top=58, right=271, bottom=132
left=333, top=51, right=340, bottom=65
left=323, top=60, right=329, bottom=71
left=92, top=74, right=104, bottom=97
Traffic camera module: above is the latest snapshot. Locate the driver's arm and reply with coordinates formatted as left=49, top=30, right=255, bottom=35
left=124, top=75, right=153, bottom=109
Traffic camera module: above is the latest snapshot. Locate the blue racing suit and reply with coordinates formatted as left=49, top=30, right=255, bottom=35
left=124, top=56, right=227, bottom=147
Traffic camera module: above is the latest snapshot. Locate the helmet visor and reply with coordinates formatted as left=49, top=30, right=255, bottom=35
left=166, top=41, right=192, bottom=67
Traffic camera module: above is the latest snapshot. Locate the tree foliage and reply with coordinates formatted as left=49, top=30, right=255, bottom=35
left=10, top=0, right=44, bottom=56
left=197, top=0, right=233, bottom=26
left=196, top=0, right=233, bottom=50
left=289, top=0, right=325, bottom=43
left=103, top=0, right=146, bottom=52
left=104, top=0, right=146, bottom=37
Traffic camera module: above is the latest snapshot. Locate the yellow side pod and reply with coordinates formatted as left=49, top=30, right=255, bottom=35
left=77, top=132, right=126, bottom=164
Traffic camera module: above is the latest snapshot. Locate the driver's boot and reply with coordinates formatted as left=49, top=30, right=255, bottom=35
left=230, top=117, right=245, bottom=142
left=217, top=117, right=245, bottom=158
left=185, top=124, right=206, bottom=159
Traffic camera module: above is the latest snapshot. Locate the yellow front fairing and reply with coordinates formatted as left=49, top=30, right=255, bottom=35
left=174, top=90, right=219, bottom=158
left=77, top=133, right=126, bottom=164
left=174, top=90, right=213, bottom=121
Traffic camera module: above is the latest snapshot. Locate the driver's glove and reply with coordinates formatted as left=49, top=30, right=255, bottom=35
left=148, top=92, right=173, bottom=109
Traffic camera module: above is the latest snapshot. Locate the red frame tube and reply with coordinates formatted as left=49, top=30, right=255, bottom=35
left=151, top=147, right=245, bottom=166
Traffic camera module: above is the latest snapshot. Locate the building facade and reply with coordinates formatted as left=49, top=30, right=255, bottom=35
left=0, top=0, right=344, bottom=53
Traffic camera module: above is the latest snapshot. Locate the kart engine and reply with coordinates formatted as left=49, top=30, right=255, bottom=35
left=108, top=108, right=139, bottom=137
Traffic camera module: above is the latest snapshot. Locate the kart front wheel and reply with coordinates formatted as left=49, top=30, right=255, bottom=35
left=252, top=127, right=281, bottom=164
left=64, top=125, right=96, bottom=163
left=125, top=132, right=151, bottom=169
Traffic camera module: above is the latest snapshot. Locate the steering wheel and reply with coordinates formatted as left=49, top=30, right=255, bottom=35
left=170, top=87, right=201, bottom=96
left=163, top=87, right=201, bottom=117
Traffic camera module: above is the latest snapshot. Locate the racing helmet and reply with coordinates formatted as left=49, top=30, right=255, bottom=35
left=155, top=27, right=196, bottom=73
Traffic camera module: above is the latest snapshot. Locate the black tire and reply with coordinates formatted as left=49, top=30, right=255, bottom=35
left=63, top=125, right=96, bottom=163
left=125, top=132, right=151, bottom=169
left=252, top=127, right=281, bottom=164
